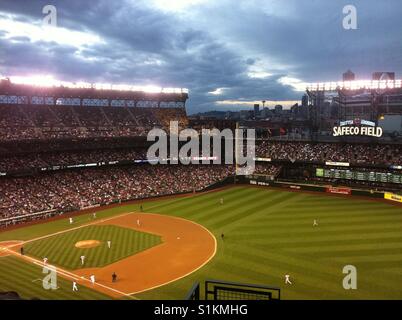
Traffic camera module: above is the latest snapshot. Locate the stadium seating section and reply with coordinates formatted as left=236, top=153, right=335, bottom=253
left=0, top=102, right=400, bottom=227
left=0, top=164, right=235, bottom=223
left=0, top=104, right=188, bottom=140
left=256, top=141, right=401, bottom=165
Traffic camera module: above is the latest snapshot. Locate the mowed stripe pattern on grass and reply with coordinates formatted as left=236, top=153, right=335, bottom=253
left=136, top=186, right=402, bottom=300
left=1, top=186, right=402, bottom=300
left=23, top=225, right=161, bottom=270
left=0, top=256, right=110, bottom=300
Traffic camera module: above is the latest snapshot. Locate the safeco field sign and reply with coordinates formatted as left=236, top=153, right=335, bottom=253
left=333, top=126, right=383, bottom=137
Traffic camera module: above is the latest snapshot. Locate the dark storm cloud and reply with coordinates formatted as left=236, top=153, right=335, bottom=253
left=200, top=0, right=402, bottom=81
left=0, top=0, right=401, bottom=113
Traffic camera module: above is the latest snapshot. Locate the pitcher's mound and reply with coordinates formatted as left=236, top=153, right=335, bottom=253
left=75, top=240, right=101, bottom=249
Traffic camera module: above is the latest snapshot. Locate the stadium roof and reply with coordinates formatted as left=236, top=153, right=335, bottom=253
left=307, top=79, right=402, bottom=92
left=0, top=75, right=189, bottom=94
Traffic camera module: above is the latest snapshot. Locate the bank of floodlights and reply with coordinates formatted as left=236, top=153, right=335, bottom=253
left=2, top=75, right=189, bottom=94
left=307, top=79, right=402, bottom=91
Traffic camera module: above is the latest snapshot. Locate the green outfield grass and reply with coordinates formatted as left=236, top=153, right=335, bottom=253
left=23, top=225, right=161, bottom=270
left=0, top=256, right=110, bottom=300
left=1, top=186, right=402, bottom=300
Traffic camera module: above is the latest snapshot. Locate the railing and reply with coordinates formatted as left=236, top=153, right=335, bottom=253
left=185, top=279, right=281, bottom=300
left=0, top=209, right=58, bottom=226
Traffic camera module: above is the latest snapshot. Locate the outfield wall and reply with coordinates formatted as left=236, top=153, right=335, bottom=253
left=202, top=176, right=236, bottom=191
left=237, top=175, right=386, bottom=199
left=384, top=192, right=402, bottom=203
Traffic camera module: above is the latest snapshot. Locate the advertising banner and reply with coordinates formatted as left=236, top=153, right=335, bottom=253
left=384, top=193, right=402, bottom=203
left=326, top=186, right=351, bottom=195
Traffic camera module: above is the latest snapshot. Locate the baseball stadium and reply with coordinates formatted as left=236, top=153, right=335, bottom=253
left=0, top=76, right=401, bottom=301
left=0, top=1, right=402, bottom=306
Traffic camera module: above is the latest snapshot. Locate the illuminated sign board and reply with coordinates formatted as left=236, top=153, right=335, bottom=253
left=254, top=157, right=272, bottom=162
left=384, top=193, right=402, bottom=203
left=325, top=161, right=350, bottom=167
left=316, top=168, right=402, bottom=184
left=333, top=119, right=383, bottom=137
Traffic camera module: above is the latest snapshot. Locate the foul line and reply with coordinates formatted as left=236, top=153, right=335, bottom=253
left=2, top=209, right=218, bottom=298
left=3, top=246, right=139, bottom=300
left=1, top=212, right=144, bottom=299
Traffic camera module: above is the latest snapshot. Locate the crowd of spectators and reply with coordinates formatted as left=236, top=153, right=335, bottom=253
left=0, top=104, right=188, bottom=141
left=256, top=141, right=401, bottom=165
left=0, top=164, right=235, bottom=225
left=0, top=102, right=400, bottom=228
left=1, top=140, right=401, bottom=174
left=0, top=148, right=148, bottom=172
left=252, top=164, right=282, bottom=177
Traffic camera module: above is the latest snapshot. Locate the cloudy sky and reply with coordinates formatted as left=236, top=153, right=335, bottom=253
left=0, top=0, right=401, bottom=114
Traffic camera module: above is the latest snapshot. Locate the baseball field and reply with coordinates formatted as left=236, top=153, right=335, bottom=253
left=0, top=185, right=402, bottom=300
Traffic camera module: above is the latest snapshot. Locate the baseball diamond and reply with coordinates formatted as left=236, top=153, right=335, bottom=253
left=1, top=4, right=402, bottom=304
left=1, top=186, right=402, bottom=300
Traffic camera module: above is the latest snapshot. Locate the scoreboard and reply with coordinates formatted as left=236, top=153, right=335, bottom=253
left=316, top=168, right=402, bottom=184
